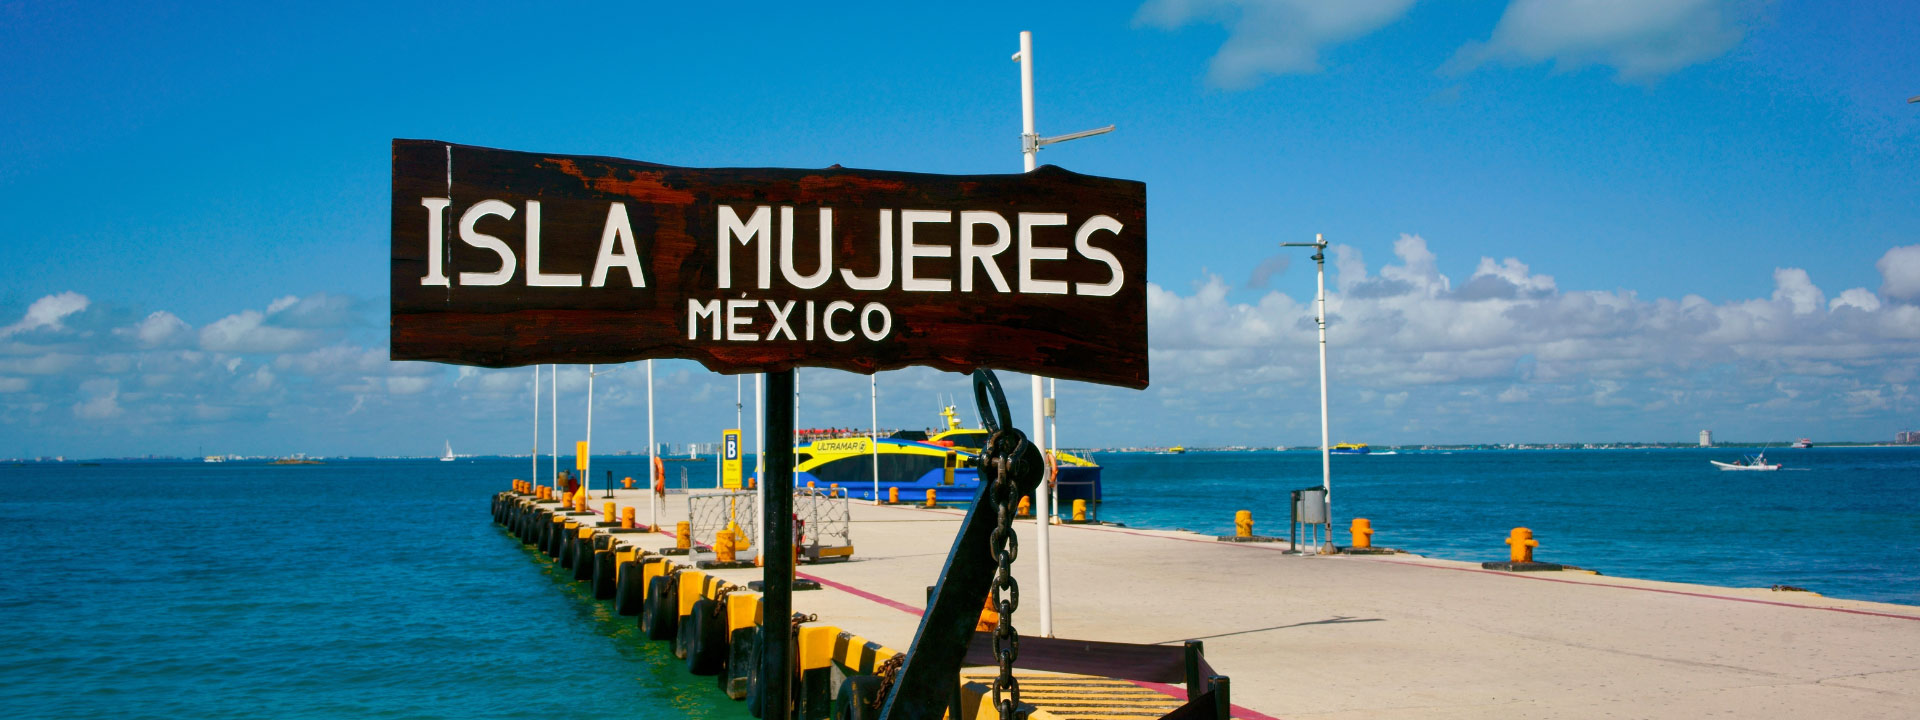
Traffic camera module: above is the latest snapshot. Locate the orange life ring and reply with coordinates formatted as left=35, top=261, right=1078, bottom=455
left=652, top=456, right=666, bottom=495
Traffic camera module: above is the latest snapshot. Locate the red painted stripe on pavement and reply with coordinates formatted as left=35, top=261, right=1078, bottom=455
left=793, top=569, right=1285, bottom=720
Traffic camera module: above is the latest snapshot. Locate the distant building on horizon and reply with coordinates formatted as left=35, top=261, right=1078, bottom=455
left=1699, top=429, right=1713, bottom=447
left=1899, top=430, right=1915, bottom=445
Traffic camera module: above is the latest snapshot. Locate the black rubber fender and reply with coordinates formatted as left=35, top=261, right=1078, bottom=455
left=643, top=574, right=678, bottom=642
left=835, top=675, right=883, bottom=720
left=613, top=562, right=645, bottom=615
left=571, top=541, right=594, bottom=581
left=746, top=624, right=764, bottom=718
left=592, top=550, right=617, bottom=599
left=685, top=598, right=728, bottom=675
left=558, top=530, right=576, bottom=569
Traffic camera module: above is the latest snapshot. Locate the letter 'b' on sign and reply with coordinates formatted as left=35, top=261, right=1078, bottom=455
left=721, top=429, right=743, bottom=489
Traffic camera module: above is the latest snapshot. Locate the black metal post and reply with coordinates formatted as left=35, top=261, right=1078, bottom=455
left=604, top=469, right=613, bottom=498
left=1183, top=640, right=1204, bottom=700
left=761, top=369, right=796, bottom=720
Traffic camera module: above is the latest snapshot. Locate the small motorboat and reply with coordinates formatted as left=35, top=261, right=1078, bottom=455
left=1711, top=452, right=1779, bottom=471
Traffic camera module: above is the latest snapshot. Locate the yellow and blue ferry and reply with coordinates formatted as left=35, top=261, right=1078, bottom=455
left=793, top=407, right=1103, bottom=505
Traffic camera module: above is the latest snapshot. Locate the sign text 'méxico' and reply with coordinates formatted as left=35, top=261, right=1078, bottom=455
left=390, top=140, right=1148, bottom=389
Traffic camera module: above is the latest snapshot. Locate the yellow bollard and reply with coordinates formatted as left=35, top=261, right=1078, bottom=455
left=887, top=487, right=899, bottom=505
left=1350, top=518, right=1374, bottom=549
left=621, top=506, right=636, bottom=530
left=1235, top=510, right=1253, bottom=538
left=622, top=476, right=634, bottom=490
left=1072, top=499, right=1087, bottom=523
left=676, top=521, right=691, bottom=549
left=975, top=593, right=999, bottom=631
left=715, top=529, right=737, bottom=563
left=829, top=483, right=839, bottom=498
left=603, top=502, right=616, bottom=524
left=925, top=489, right=937, bottom=508
left=1017, top=496, right=1032, bottom=518
left=575, top=491, right=586, bottom=513
left=1506, top=527, right=1538, bottom=563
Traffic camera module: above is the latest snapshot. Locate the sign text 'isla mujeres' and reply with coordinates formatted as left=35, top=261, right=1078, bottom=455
left=390, top=140, right=1148, bottom=388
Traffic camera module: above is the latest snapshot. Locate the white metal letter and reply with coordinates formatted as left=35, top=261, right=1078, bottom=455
left=688, top=299, right=721, bottom=340
left=959, top=210, right=1011, bottom=292
left=860, top=303, right=892, bottom=341
left=823, top=301, right=856, bottom=342
left=718, top=205, right=772, bottom=290
left=525, top=201, right=583, bottom=287
left=1018, top=212, right=1069, bottom=295
left=726, top=299, right=760, bottom=341
left=590, top=203, right=646, bottom=288
left=780, top=207, right=833, bottom=290
left=1073, top=215, right=1124, bottom=297
left=900, top=210, right=952, bottom=292
left=458, top=199, right=517, bottom=286
left=841, top=210, right=895, bottom=291
left=420, top=197, right=451, bottom=286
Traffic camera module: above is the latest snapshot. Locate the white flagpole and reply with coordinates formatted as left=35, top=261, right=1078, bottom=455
left=532, top=365, right=539, bottom=492
left=550, top=364, right=558, bottom=491
left=871, top=374, right=880, bottom=505
left=648, top=359, right=658, bottom=530
left=586, top=364, right=595, bottom=497
left=1017, top=30, right=1054, bottom=639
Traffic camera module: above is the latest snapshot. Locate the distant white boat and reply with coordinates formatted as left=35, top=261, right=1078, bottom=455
left=440, top=441, right=456, bottom=462
left=1711, top=452, right=1779, bottom=471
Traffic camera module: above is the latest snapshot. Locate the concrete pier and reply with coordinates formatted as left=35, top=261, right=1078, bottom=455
left=531, top=487, right=1920, bottom=719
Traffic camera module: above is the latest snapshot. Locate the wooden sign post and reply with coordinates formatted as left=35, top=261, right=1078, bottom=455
left=389, top=139, right=1147, bottom=720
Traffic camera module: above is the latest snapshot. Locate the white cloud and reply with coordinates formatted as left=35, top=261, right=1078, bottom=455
left=73, top=378, right=121, bottom=420
left=116, top=311, right=192, bottom=348
left=199, top=310, right=317, bottom=353
left=1451, top=0, right=1745, bottom=81
left=0, top=377, right=28, bottom=393
left=1771, top=268, right=1824, bottom=316
left=387, top=376, right=433, bottom=395
left=1879, top=244, right=1920, bottom=300
left=1136, top=0, right=1417, bottom=87
left=1830, top=288, right=1881, bottom=313
left=1, top=291, right=89, bottom=338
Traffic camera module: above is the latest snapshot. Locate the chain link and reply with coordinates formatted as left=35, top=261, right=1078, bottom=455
left=869, top=654, right=905, bottom=710
left=985, top=429, right=1033, bottom=720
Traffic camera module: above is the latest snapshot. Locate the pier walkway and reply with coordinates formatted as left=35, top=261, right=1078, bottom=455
left=566, top=487, right=1920, bottom=719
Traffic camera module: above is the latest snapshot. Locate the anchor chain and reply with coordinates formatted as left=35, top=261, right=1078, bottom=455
left=972, top=369, right=1042, bottom=720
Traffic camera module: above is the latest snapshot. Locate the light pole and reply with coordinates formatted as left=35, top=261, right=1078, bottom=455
left=1279, top=234, right=1331, bottom=551
left=1014, top=29, right=1113, bottom=638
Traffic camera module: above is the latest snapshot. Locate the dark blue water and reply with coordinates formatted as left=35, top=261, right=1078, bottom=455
left=3, top=449, right=1914, bottom=717
left=0, top=460, right=748, bottom=720
left=1095, top=446, right=1920, bottom=606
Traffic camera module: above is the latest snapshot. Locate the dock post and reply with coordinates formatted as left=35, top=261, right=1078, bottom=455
left=1183, top=640, right=1204, bottom=700
left=761, top=369, right=796, bottom=720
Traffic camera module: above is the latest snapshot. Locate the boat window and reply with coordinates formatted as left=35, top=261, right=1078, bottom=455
left=809, top=453, right=946, bottom=488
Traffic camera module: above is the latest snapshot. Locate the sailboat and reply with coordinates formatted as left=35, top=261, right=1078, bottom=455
left=439, top=441, right=456, bottom=462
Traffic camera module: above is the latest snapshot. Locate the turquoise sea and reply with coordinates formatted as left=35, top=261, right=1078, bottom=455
left=2, top=447, right=1915, bottom=717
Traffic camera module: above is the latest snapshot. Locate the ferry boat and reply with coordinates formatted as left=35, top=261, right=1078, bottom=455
left=1330, top=443, right=1371, bottom=455
left=793, top=406, right=1103, bottom=506
left=1792, top=438, right=1812, bottom=449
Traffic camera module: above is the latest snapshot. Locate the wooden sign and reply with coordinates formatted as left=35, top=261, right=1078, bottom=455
left=390, top=140, right=1148, bottom=388
left=721, top=429, right=743, bottom=490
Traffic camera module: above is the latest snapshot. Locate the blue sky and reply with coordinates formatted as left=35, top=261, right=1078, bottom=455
left=4, top=1, right=1919, bottom=457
